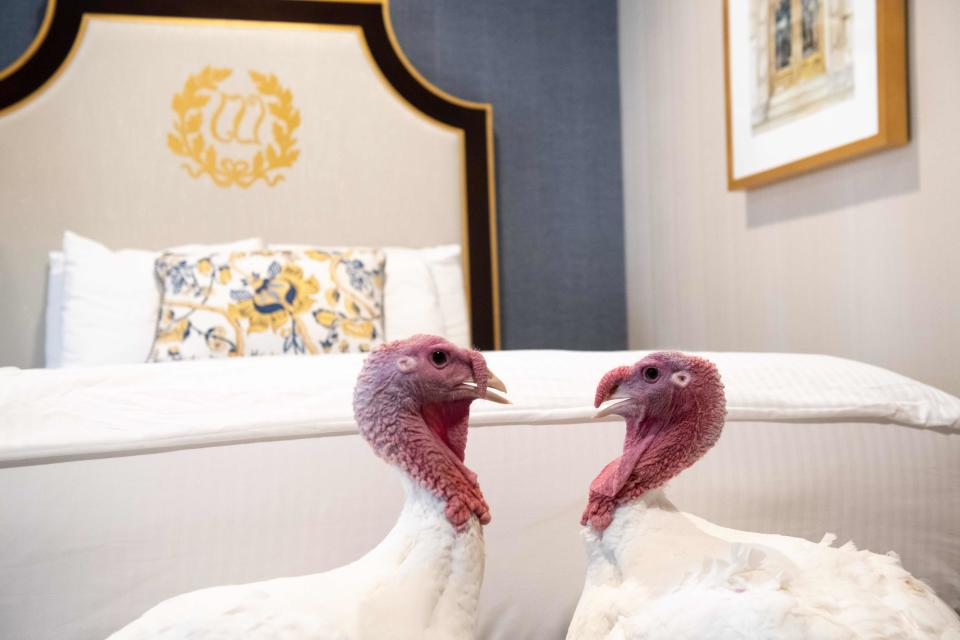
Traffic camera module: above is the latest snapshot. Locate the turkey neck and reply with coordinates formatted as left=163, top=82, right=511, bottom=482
left=587, top=489, right=727, bottom=595
left=603, top=405, right=712, bottom=516
left=358, top=398, right=485, bottom=515
left=352, top=393, right=487, bottom=639
left=367, top=472, right=485, bottom=571
left=358, top=472, right=484, bottom=640
left=620, top=409, right=691, bottom=495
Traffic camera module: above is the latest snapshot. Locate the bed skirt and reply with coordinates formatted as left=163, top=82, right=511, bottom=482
left=1, top=418, right=957, bottom=639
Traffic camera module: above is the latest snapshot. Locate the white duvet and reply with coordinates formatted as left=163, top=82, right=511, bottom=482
left=1, top=350, right=958, bottom=464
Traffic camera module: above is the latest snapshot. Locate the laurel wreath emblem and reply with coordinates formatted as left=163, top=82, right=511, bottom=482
left=167, top=66, right=301, bottom=188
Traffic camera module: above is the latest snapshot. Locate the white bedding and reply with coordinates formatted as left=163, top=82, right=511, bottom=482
left=1, top=350, right=959, bottom=639
left=1, top=350, right=958, bottom=463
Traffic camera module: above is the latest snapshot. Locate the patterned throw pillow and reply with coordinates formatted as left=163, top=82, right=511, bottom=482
left=150, top=249, right=385, bottom=361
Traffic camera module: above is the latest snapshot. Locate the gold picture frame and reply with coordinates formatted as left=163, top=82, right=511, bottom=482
left=724, top=0, right=908, bottom=190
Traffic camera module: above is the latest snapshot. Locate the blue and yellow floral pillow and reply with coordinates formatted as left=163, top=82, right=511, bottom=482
left=149, top=248, right=385, bottom=361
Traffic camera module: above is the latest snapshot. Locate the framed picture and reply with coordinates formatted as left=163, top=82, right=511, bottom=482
left=723, top=0, right=908, bottom=190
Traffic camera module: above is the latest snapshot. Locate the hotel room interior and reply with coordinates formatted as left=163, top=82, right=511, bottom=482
left=1, top=0, right=957, bottom=638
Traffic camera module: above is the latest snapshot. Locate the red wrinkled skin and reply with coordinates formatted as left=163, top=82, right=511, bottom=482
left=584, top=354, right=726, bottom=532
left=353, top=335, right=492, bottom=530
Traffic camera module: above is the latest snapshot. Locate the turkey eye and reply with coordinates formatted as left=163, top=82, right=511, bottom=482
left=431, top=351, right=449, bottom=367
left=642, top=366, right=660, bottom=382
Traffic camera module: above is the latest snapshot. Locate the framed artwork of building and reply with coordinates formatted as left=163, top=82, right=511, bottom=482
left=724, top=0, right=908, bottom=190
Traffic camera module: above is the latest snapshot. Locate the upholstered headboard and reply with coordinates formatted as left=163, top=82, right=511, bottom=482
left=0, top=0, right=500, bottom=368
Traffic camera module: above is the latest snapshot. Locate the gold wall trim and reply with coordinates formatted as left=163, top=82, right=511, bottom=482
left=0, top=12, right=88, bottom=118
left=380, top=0, right=500, bottom=348
left=380, top=0, right=489, bottom=112
left=485, top=107, right=501, bottom=349
left=0, top=0, right=56, bottom=82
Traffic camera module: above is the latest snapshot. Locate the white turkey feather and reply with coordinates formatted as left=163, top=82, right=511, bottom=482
left=568, top=489, right=960, bottom=640
left=108, top=474, right=484, bottom=640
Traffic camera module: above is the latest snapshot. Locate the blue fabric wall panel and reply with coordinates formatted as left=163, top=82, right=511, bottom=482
left=390, top=0, right=626, bottom=350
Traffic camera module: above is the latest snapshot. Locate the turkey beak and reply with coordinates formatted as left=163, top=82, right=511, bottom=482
left=594, top=378, right=646, bottom=419
left=593, top=365, right=632, bottom=419
left=594, top=389, right=642, bottom=419
left=483, top=370, right=510, bottom=405
left=456, top=370, right=510, bottom=404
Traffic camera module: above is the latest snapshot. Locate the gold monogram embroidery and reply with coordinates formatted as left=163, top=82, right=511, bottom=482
left=167, top=66, right=301, bottom=188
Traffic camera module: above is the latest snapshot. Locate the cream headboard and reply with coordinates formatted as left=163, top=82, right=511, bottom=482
left=0, top=0, right=499, bottom=368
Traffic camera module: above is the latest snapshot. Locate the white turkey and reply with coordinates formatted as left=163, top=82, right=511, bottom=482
left=109, top=334, right=508, bottom=640
left=567, top=351, right=960, bottom=640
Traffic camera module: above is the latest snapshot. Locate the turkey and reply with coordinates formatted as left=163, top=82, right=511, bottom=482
left=567, top=351, right=960, bottom=640
left=109, top=334, right=508, bottom=640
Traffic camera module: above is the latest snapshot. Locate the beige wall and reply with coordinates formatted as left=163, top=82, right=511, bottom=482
left=619, top=0, right=960, bottom=396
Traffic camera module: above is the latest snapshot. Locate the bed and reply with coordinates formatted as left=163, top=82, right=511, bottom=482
left=2, top=351, right=959, bottom=639
left=1, top=2, right=959, bottom=639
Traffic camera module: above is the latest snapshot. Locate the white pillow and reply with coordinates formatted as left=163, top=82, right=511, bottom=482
left=268, top=244, right=468, bottom=345
left=380, top=248, right=447, bottom=340
left=59, top=232, right=262, bottom=367
left=45, top=252, right=65, bottom=368
left=419, top=245, right=471, bottom=348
